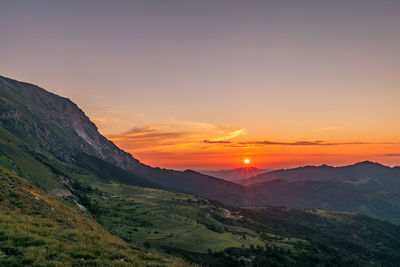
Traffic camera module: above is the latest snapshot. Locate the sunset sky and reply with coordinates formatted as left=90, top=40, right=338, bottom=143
left=1, top=0, right=400, bottom=169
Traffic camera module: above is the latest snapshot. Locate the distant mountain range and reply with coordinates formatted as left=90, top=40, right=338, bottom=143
left=198, top=163, right=400, bottom=223
left=244, top=161, right=400, bottom=223
left=197, top=167, right=271, bottom=182
left=237, top=161, right=399, bottom=185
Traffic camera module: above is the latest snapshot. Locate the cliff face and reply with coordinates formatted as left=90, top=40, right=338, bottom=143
left=0, top=76, right=144, bottom=172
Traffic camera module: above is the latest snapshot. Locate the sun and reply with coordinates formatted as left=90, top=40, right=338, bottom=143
left=244, top=158, right=250, bottom=164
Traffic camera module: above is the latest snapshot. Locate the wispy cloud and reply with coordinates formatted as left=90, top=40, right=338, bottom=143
left=106, top=120, right=246, bottom=150
left=382, top=153, right=400, bottom=157
left=208, top=129, right=245, bottom=142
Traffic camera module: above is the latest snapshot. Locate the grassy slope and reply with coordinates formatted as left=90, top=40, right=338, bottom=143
left=0, top=167, right=188, bottom=266
left=86, top=182, right=264, bottom=253
left=82, top=182, right=400, bottom=266
left=0, top=127, right=62, bottom=190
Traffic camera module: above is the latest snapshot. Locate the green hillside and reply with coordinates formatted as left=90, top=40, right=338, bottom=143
left=0, top=167, right=188, bottom=266
left=80, top=181, right=400, bottom=266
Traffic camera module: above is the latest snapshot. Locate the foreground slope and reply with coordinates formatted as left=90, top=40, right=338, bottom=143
left=0, top=167, right=187, bottom=266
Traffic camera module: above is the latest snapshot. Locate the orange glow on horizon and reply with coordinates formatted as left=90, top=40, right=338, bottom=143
left=114, top=141, right=400, bottom=170
left=101, top=119, right=400, bottom=170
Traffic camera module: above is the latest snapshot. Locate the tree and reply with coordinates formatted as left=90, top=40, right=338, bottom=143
left=143, top=241, right=151, bottom=249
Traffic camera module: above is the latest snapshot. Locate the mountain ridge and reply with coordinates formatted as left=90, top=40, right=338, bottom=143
left=238, top=160, right=398, bottom=185
left=0, top=75, right=250, bottom=205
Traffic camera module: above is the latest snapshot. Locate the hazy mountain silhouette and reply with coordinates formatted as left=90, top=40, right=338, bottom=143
left=198, top=167, right=270, bottom=182
left=237, top=161, right=398, bottom=185
left=245, top=162, right=400, bottom=223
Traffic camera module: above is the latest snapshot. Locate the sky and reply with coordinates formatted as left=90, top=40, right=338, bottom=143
left=1, top=0, right=400, bottom=170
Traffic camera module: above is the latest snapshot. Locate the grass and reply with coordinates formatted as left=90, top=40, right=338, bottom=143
left=77, top=180, right=400, bottom=266
left=0, top=167, right=189, bottom=266
left=0, top=128, right=61, bottom=191
left=86, top=182, right=265, bottom=253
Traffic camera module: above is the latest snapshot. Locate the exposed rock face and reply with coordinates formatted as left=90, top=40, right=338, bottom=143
left=0, top=76, right=145, bottom=171
left=49, top=188, right=73, bottom=197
